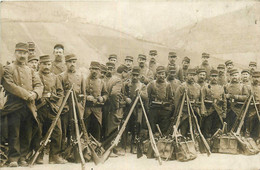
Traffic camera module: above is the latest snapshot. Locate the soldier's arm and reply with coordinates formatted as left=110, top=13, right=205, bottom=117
left=101, top=80, right=108, bottom=102
left=2, top=65, right=31, bottom=100
left=51, top=75, right=64, bottom=106
left=146, top=82, right=153, bottom=103
left=32, top=71, right=43, bottom=99
left=233, top=85, right=249, bottom=101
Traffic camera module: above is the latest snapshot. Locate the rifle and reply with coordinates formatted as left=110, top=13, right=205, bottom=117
left=175, top=92, right=186, bottom=130
left=186, top=94, right=195, bottom=144
left=72, top=89, right=103, bottom=165
left=139, top=92, right=162, bottom=165
left=29, top=85, right=73, bottom=166
left=252, top=95, right=260, bottom=122
left=156, top=124, right=163, bottom=137
left=186, top=93, right=211, bottom=156
left=100, top=91, right=140, bottom=163
left=71, top=90, right=85, bottom=169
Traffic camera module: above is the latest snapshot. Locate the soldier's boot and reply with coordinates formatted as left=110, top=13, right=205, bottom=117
left=49, top=155, right=67, bottom=164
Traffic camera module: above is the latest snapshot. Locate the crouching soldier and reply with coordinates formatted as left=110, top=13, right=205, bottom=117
left=85, top=61, right=108, bottom=141
left=35, top=55, right=67, bottom=164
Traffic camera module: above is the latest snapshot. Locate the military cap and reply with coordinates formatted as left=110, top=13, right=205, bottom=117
left=156, top=66, right=166, bottom=73
left=39, top=55, right=52, bottom=63
left=210, top=69, right=219, bottom=76
left=230, top=69, right=239, bottom=75
left=249, top=61, right=257, bottom=66
left=183, top=56, right=190, bottom=63
left=54, top=44, right=64, bottom=50
left=252, top=70, right=260, bottom=77
left=138, top=54, right=147, bottom=60
left=125, top=56, right=134, bottom=61
left=65, top=54, right=77, bottom=62
left=28, top=54, right=39, bottom=62
left=202, top=52, right=210, bottom=58
left=15, top=42, right=28, bottom=51
left=117, top=64, right=128, bottom=73
left=217, top=64, right=225, bottom=69
left=106, top=61, right=115, bottom=68
left=168, top=52, right=177, bottom=57
left=225, top=60, right=233, bottom=66
left=187, top=68, right=197, bottom=75
left=28, top=42, right=35, bottom=50
left=197, top=68, right=207, bottom=74
left=149, top=50, right=157, bottom=56
left=132, top=66, right=141, bottom=75
left=109, top=54, right=117, bottom=60
left=100, top=64, right=107, bottom=72
left=89, top=61, right=100, bottom=69
left=241, top=69, right=250, bottom=74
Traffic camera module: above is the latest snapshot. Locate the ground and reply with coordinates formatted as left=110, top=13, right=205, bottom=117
left=1, top=153, right=259, bottom=170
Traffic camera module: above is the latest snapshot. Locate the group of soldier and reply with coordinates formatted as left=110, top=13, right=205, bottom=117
left=0, top=41, right=259, bottom=167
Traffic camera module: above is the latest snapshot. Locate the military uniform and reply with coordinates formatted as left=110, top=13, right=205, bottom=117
left=138, top=54, right=154, bottom=85
left=197, top=68, right=209, bottom=87
left=148, top=50, right=158, bottom=77
left=85, top=61, right=108, bottom=141
left=225, top=60, right=234, bottom=83
left=195, top=53, right=213, bottom=81
left=147, top=66, right=174, bottom=134
left=2, top=43, right=43, bottom=164
left=52, top=44, right=66, bottom=75
left=177, top=56, right=190, bottom=82
left=217, top=64, right=227, bottom=86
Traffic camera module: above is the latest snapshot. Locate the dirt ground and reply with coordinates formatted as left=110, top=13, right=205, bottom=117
left=1, top=153, right=259, bottom=170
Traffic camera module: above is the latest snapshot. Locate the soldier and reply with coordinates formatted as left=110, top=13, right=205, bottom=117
left=201, top=69, right=227, bottom=138
left=27, top=42, right=36, bottom=56
left=137, top=54, right=154, bottom=85
left=124, top=56, right=134, bottom=81
left=100, top=64, right=107, bottom=80
left=225, top=60, right=234, bottom=83
left=59, top=54, right=86, bottom=152
left=166, top=52, right=179, bottom=76
left=174, top=69, right=201, bottom=136
left=241, top=69, right=251, bottom=87
left=27, top=54, right=39, bottom=72
left=52, top=44, right=66, bottom=75
left=149, top=50, right=158, bottom=76
left=105, top=61, right=116, bottom=82
left=217, top=64, right=227, bottom=86
left=35, top=55, right=66, bottom=164
left=196, top=53, right=213, bottom=81
left=177, top=56, right=190, bottom=82
left=85, top=61, right=108, bottom=141
left=108, top=54, right=118, bottom=68
left=224, top=69, right=249, bottom=131
left=197, top=68, right=208, bottom=87
left=245, top=71, right=260, bottom=141
left=147, top=66, right=173, bottom=134
left=2, top=42, right=43, bottom=167
left=249, top=61, right=257, bottom=75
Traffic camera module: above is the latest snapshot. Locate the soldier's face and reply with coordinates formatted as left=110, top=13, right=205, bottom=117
left=15, top=50, right=28, bottom=63
left=168, top=56, right=176, bottom=64
left=106, top=67, right=115, bottom=77
left=252, top=77, right=260, bottom=85
left=249, top=65, right=256, bottom=71
left=218, top=68, right=225, bottom=74
left=90, top=68, right=100, bottom=78
left=138, top=58, right=146, bottom=67
left=210, top=75, right=218, bottom=84
left=125, top=60, right=133, bottom=68
left=198, top=72, right=206, bottom=82
left=53, top=48, right=64, bottom=61
left=28, top=60, right=39, bottom=71
left=187, top=74, right=195, bottom=83
left=182, top=61, right=190, bottom=69
left=39, top=61, right=52, bottom=74
left=157, top=71, right=166, bottom=82
left=202, top=57, right=209, bottom=64
left=231, top=73, right=239, bottom=82
left=227, top=64, right=233, bottom=70
left=132, top=74, right=139, bottom=83
left=241, top=72, right=250, bottom=81
left=28, top=50, right=35, bottom=56
left=66, top=60, right=77, bottom=72
left=100, top=71, right=106, bottom=79
left=109, top=58, right=117, bottom=64
left=168, top=71, right=176, bottom=80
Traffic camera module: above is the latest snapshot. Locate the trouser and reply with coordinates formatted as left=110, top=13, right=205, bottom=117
left=201, top=113, right=220, bottom=138
left=7, top=107, right=33, bottom=162
left=149, top=107, right=171, bottom=134
left=35, top=105, right=62, bottom=156
left=60, top=112, right=70, bottom=151
left=85, top=114, right=102, bottom=142
left=226, top=110, right=237, bottom=132
left=245, top=115, right=260, bottom=139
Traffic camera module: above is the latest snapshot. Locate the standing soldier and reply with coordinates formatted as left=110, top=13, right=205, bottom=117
left=2, top=42, right=43, bottom=167
left=166, top=52, right=179, bottom=76
left=174, top=69, right=201, bottom=136
left=105, top=61, right=116, bottom=82
left=100, top=64, right=107, bottom=80
left=245, top=71, right=260, bottom=141
left=197, top=68, right=208, bottom=87
left=59, top=54, right=85, bottom=152
left=224, top=69, right=249, bottom=131
left=35, top=55, right=66, bottom=164
left=249, top=61, right=257, bottom=75
left=147, top=66, right=173, bottom=134
left=138, top=54, right=154, bottom=85
left=241, top=69, right=251, bottom=87
left=177, top=56, right=190, bottom=82
left=108, top=54, right=118, bottom=68
left=27, top=55, right=39, bottom=72
left=217, top=64, right=227, bottom=86
left=124, top=56, right=134, bottom=81
left=27, top=42, right=36, bottom=56
left=85, top=61, right=108, bottom=141
left=201, top=69, right=227, bottom=138
left=52, top=44, right=66, bottom=75
left=225, top=60, right=234, bottom=83
left=196, top=53, right=213, bottom=81
left=149, top=50, right=158, bottom=76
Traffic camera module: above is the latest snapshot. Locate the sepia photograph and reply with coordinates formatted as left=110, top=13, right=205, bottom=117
left=0, top=0, right=260, bottom=170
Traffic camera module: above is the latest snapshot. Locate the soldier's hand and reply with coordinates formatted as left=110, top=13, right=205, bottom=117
left=97, top=96, right=104, bottom=103
left=86, top=95, right=95, bottom=102
left=126, top=97, right=132, bottom=104
left=222, top=112, right=227, bottom=119
left=28, top=92, right=37, bottom=101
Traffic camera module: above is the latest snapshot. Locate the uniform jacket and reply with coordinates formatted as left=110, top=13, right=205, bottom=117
left=51, top=61, right=66, bottom=75
left=139, top=66, right=154, bottom=85
left=177, top=67, right=188, bottom=82
left=167, top=78, right=181, bottom=101
left=218, top=74, right=227, bottom=86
